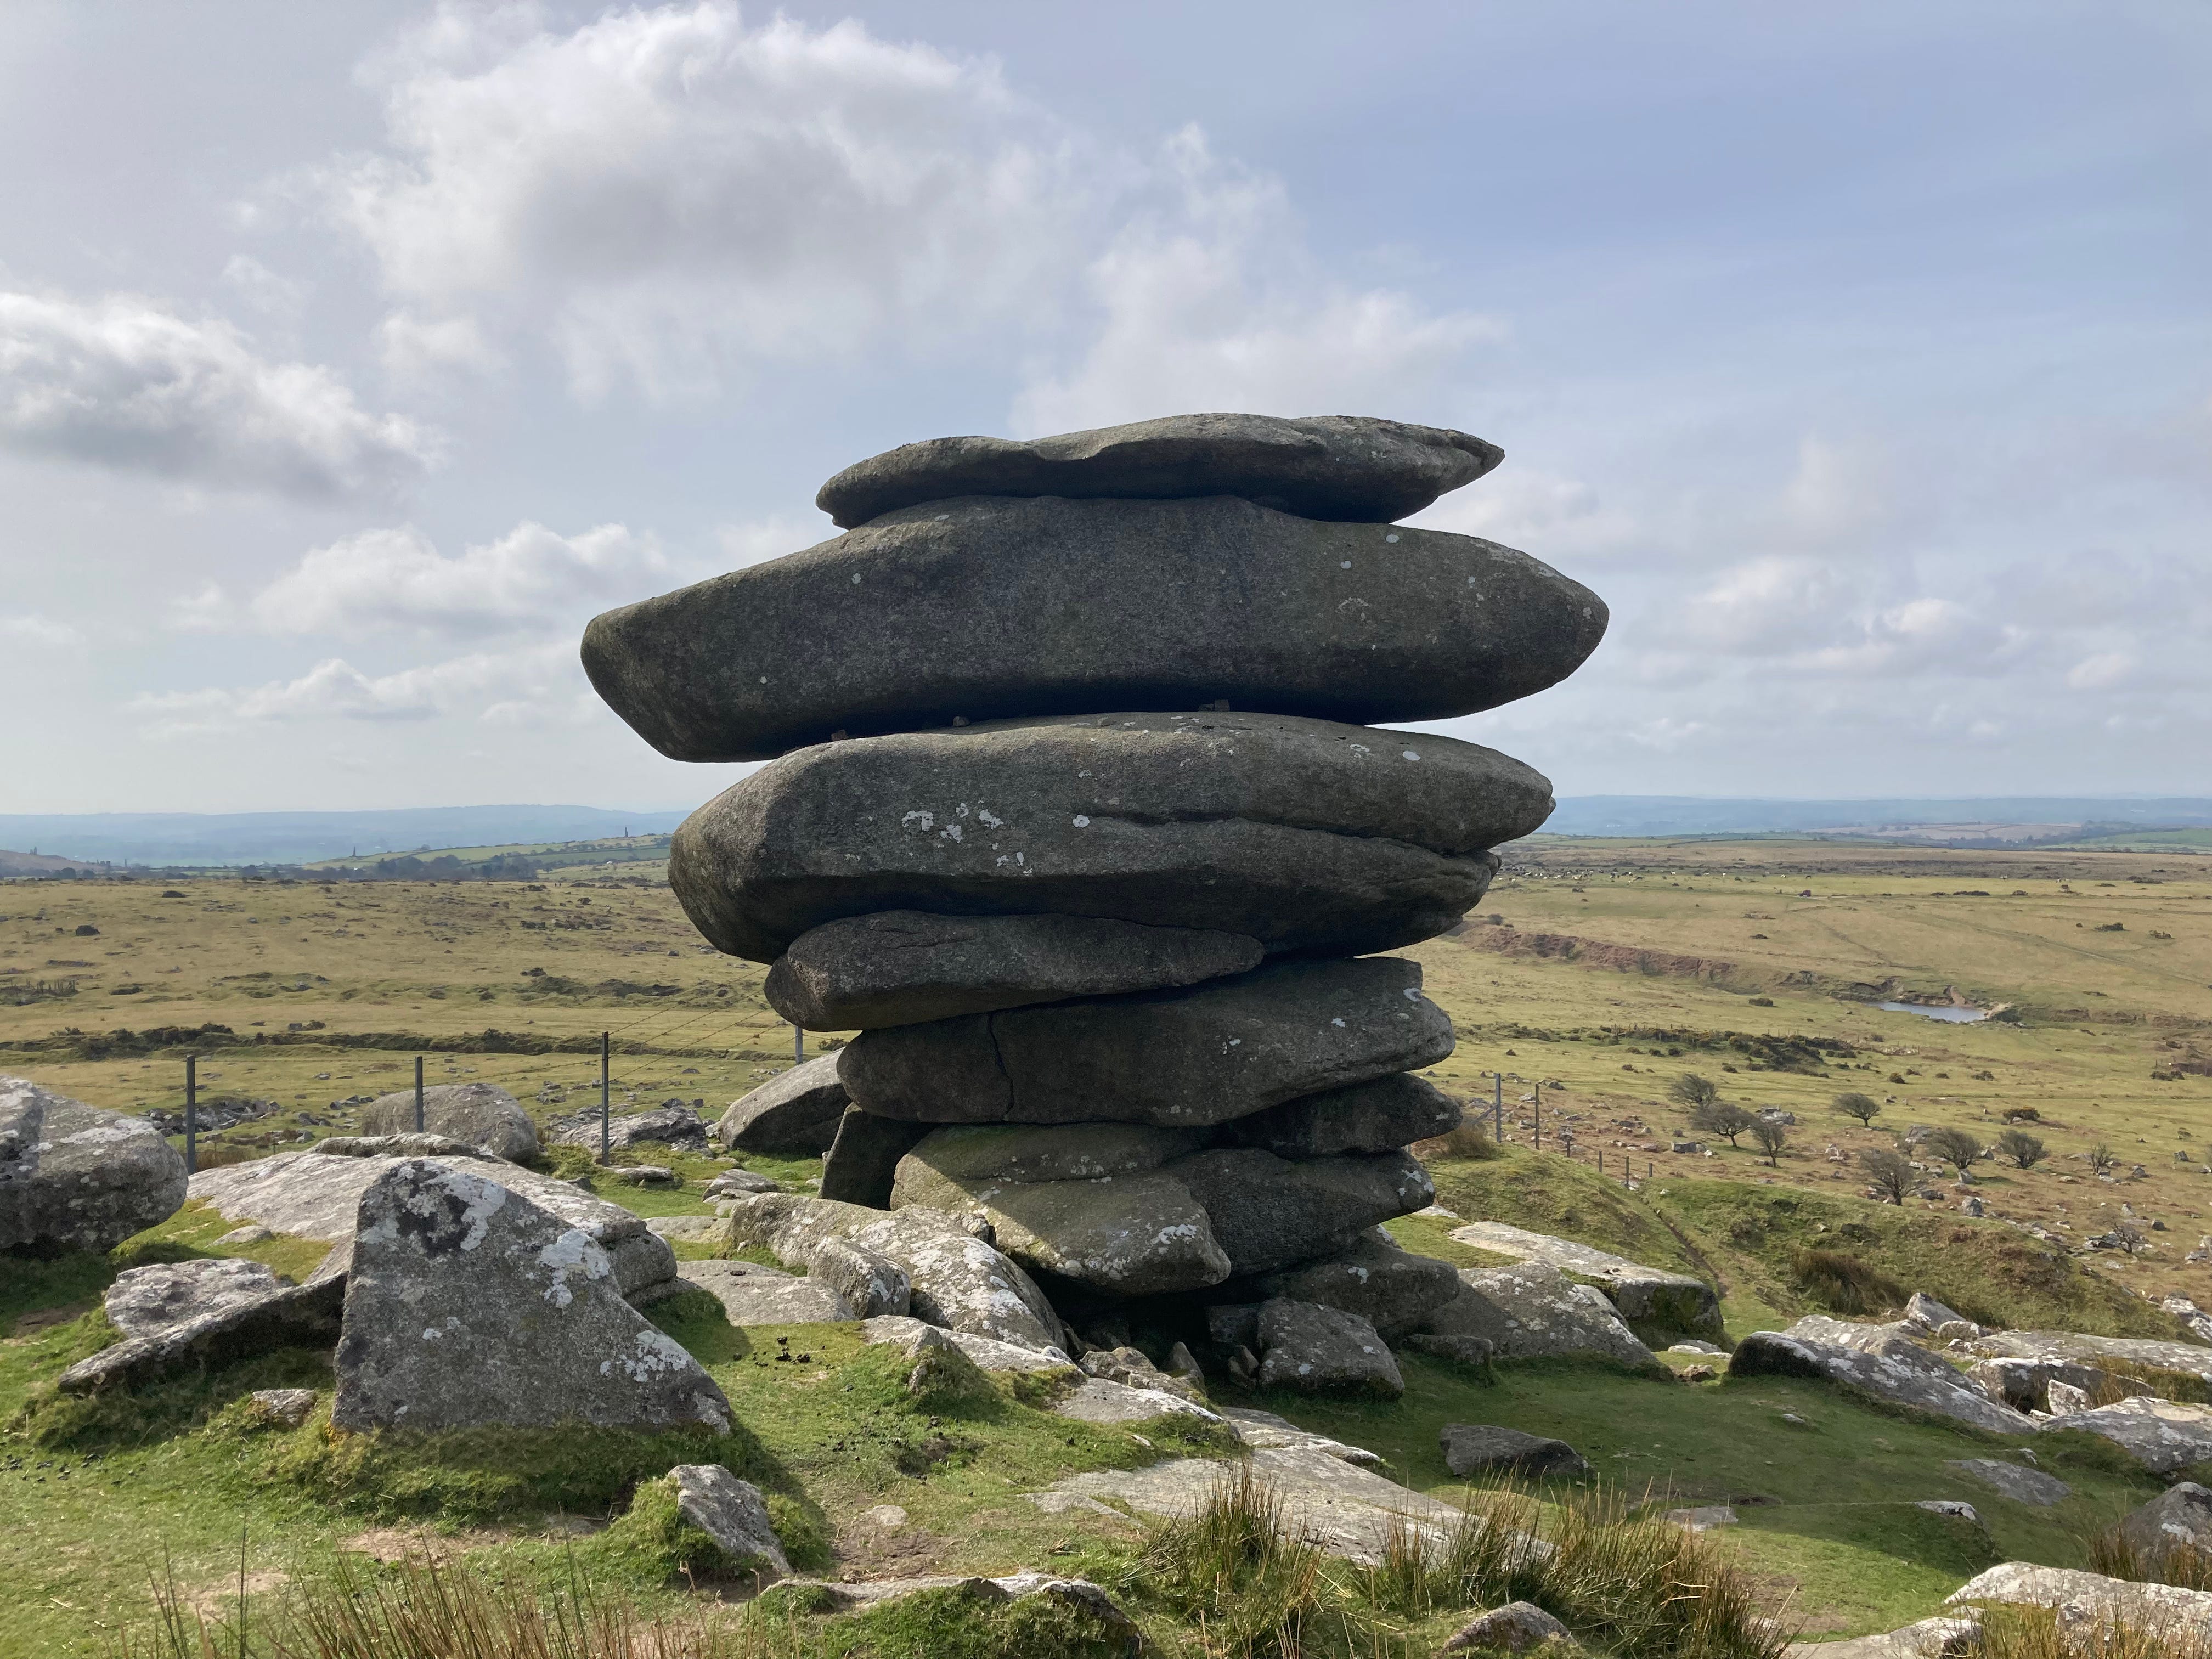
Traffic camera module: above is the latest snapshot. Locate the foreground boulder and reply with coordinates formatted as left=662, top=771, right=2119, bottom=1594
left=1945, top=1562, right=2212, bottom=1637
left=669, top=1464, right=789, bottom=1577
left=359, top=1082, right=538, bottom=1162
left=1419, top=1261, right=1656, bottom=1369
left=1780, top=1615, right=1981, bottom=1659
left=588, top=495, right=1603, bottom=764
left=1254, top=1299, right=1404, bottom=1398
left=716, top=1056, right=848, bottom=1155
left=1728, top=1331, right=2038, bottom=1435
left=1, top=1077, right=188, bottom=1252
left=103, top=1257, right=284, bottom=1338
left=61, top=1270, right=343, bottom=1396
left=672, top=713, right=1544, bottom=963
left=2115, top=1482, right=2212, bottom=1569
left=1440, top=1600, right=1577, bottom=1654
left=1450, top=1221, right=1722, bottom=1339
left=765, top=910, right=1263, bottom=1031
left=1440, top=1424, right=1591, bottom=1481
left=2044, top=1397, right=2212, bottom=1475
left=333, top=1161, right=731, bottom=1434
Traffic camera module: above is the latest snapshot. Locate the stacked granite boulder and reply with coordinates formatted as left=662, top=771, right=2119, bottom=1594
left=583, top=413, right=1605, bottom=1385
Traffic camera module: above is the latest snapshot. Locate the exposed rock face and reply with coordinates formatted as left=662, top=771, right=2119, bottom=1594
left=589, top=498, right=1602, bottom=764
left=673, top=714, right=1541, bottom=962
left=1965, top=1329, right=2212, bottom=1388
left=819, top=1108, right=931, bottom=1208
left=1174, top=1149, right=1434, bottom=1276
left=1945, top=1563, right=2212, bottom=1636
left=1728, top=1331, right=2038, bottom=1435
left=808, top=1236, right=911, bottom=1319
left=716, top=1056, right=848, bottom=1155
left=1969, top=1355, right=2124, bottom=1415
left=765, top=910, right=1263, bottom=1031
left=1218, top=1073, right=1462, bottom=1159
left=677, top=1260, right=854, bottom=1325
left=842, top=958, right=1454, bottom=1127
left=669, top=1465, right=789, bottom=1577
left=1226, top=1229, right=1462, bottom=1339
left=815, top=414, right=1505, bottom=529
left=2043, top=1397, right=2212, bottom=1475
left=333, top=1161, right=731, bottom=1433
left=860, top=1314, right=1076, bottom=1374
left=0, top=1077, right=188, bottom=1252
left=896, top=1123, right=1203, bottom=1189
left=2115, top=1482, right=2212, bottom=1567
left=104, top=1257, right=285, bottom=1339
left=1255, top=1299, right=1403, bottom=1398
left=1440, top=1424, right=1590, bottom=1480
left=1420, top=1261, right=1656, bottom=1369
left=61, top=1275, right=343, bottom=1396
left=1449, top=1221, right=1722, bottom=1338
left=359, top=1082, right=539, bottom=1163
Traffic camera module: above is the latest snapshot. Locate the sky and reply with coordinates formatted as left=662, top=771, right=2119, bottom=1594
left=0, top=1, right=2205, bottom=815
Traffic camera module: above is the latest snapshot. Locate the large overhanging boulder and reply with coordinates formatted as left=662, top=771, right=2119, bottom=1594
left=716, top=1055, right=849, bottom=1155
left=1, top=1076, right=188, bottom=1252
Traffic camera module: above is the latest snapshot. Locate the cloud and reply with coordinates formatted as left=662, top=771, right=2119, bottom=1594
left=231, top=520, right=667, bottom=637
left=129, top=642, right=582, bottom=736
left=0, top=613, right=83, bottom=647
left=0, top=288, right=441, bottom=497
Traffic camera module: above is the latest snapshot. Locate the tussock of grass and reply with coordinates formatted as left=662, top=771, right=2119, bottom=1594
left=2088, top=1521, right=2212, bottom=1593
left=1977, top=1603, right=2212, bottom=1659
left=1790, top=1248, right=1908, bottom=1316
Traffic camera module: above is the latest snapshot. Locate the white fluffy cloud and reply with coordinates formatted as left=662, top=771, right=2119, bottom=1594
left=0, top=289, right=439, bottom=496
left=0, top=613, right=83, bottom=647
left=128, top=642, right=586, bottom=736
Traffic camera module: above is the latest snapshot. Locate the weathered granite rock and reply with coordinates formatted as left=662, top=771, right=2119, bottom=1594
left=677, top=1260, right=854, bottom=1325
left=859, top=1314, right=1075, bottom=1372
left=313, top=1133, right=504, bottom=1161
left=808, top=1235, right=910, bottom=1318
left=1782, top=1315, right=1926, bottom=1358
left=1965, top=1330, right=2212, bottom=1389
left=1903, top=1292, right=1970, bottom=1333
left=669, top=1464, right=789, bottom=1577
left=1946, top=1458, right=2072, bottom=1507
left=1782, top=1615, right=1983, bottom=1659
left=1172, top=1149, right=1434, bottom=1276
left=60, top=1274, right=344, bottom=1396
left=1054, top=1375, right=1225, bottom=1425
left=843, top=958, right=1454, bottom=1128
left=1217, top=1073, right=1461, bottom=1159
left=1226, top=1229, right=1462, bottom=1339
left=716, top=1057, right=848, bottom=1155
left=766, top=911, right=1263, bottom=1031
left=820, top=1108, right=932, bottom=1208
left=1450, top=1222, right=1722, bottom=1338
left=332, top=1161, right=731, bottom=1433
left=723, top=1192, right=1062, bottom=1350
left=704, top=1168, right=781, bottom=1197
left=249, top=1388, right=319, bottom=1429
left=1218, top=1407, right=1384, bottom=1467
left=2115, top=1482, right=2212, bottom=1567
left=1969, top=1355, right=2125, bottom=1415
left=767, top=1570, right=1139, bottom=1647
left=1256, top=1299, right=1403, bottom=1398
left=359, top=1082, right=539, bottom=1162
left=1420, top=1261, right=1656, bottom=1369
left=816, top=413, right=1504, bottom=529
left=188, top=1150, right=677, bottom=1300
left=1440, top=1423, right=1591, bottom=1480
left=104, top=1256, right=285, bottom=1339
left=554, top=1103, right=710, bottom=1154
left=896, top=1123, right=1205, bottom=1189
left=673, top=713, right=1545, bottom=962
left=1440, top=1600, right=1577, bottom=1654
left=2044, top=1397, right=2212, bottom=1475
left=588, top=497, right=1605, bottom=764
left=1, top=1077, right=188, bottom=1252
left=1728, top=1331, right=2039, bottom=1435
left=1946, top=1562, right=2212, bottom=1635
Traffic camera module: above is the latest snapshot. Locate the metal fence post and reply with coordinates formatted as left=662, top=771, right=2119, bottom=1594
left=793, top=1020, right=803, bottom=1064
left=599, top=1031, right=611, bottom=1165
left=414, top=1054, right=425, bottom=1132
left=184, top=1053, right=198, bottom=1175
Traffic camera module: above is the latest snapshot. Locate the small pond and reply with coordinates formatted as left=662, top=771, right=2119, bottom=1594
left=1874, top=1000, right=1988, bottom=1023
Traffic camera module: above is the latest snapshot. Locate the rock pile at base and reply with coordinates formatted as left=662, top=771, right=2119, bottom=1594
left=585, top=411, right=1607, bottom=1388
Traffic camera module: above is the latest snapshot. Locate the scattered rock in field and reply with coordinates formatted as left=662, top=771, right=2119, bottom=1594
left=104, top=1257, right=286, bottom=1339
left=333, top=1161, right=731, bottom=1434
left=1, top=1076, right=188, bottom=1252
left=2114, top=1482, right=2212, bottom=1568
left=677, top=1260, right=854, bottom=1325
left=247, top=1388, right=318, bottom=1429
left=1945, top=1562, right=2212, bottom=1635
left=1663, top=1505, right=1737, bottom=1532
left=1915, top=1500, right=1979, bottom=1522
left=313, top=1133, right=504, bottom=1161
left=609, top=1165, right=678, bottom=1187
left=669, top=1464, right=788, bottom=1577
left=2044, top=1397, right=2212, bottom=1476
left=1945, top=1459, right=2072, bottom=1507
left=1668, top=1341, right=1726, bottom=1355
left=1728, top=1331, right=2039, bottom=1435
left=1448, top=1221, right=1721, bottom=1338
left=705, top=1167, right=780, bottom=1197
left=1440, top=1600, right=1578, bottom=1654
left=716, top=1056, right=849, bottom=1155
left=765, top=1570, right=1139, bottom=1648
left=860, top=1504, right=908, bottom=1529
left=1441, top=1424, right=1591, bottom=1480
left=1902, top=1292, right=1971, bottom=1333
left=1256, top=1299, right=1403, bottom=1398
left=359, top=1082, right=539, bottom=1163
left=60, top=1275, right=344, bottom=1396
left=1781, top=1614, right=1983, bottom=1659
left=1964, top=1330, right=2212, bottom=1390
left=1420, top=1261, right=1657, bottom=1369
left=552, top=1103, right=710, bottom=1155
left=1219, top=1407, right=1384, bottom=1467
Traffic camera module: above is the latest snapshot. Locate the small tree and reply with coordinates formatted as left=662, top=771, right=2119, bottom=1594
left=1750, top=1118, right=1789, bottom=1166
left=1691, top=1098, right=1757, bottom=1147
left=1667, top=1074, right=1721, bottom=1112
left=1832, top=1092, right=1883, bottom=1127
left=1996, top=1128, right=2048, bottom=1170
left=2110, top=1222, right=2148, bottom=1257
left=1926, top=1126, right=1982, bottom=1180
left=1861, top=1147, right=1915, bottom=1204
left=2087, top=1143, right=2118, bottom=1175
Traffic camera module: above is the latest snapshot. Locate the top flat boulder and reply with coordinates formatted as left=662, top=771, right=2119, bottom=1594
left=815, top=414, right=1502, bottom=529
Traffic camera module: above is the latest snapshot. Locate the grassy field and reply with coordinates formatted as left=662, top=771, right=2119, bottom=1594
left=3, top=837, right=2209, bottom=1653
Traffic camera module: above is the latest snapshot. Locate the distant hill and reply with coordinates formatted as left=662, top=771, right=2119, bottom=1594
left=0, top=847, right=98, bottom=877
left=0, top=806, right=688, bottom=868
left=1541, top=796, right=2212, bottom=841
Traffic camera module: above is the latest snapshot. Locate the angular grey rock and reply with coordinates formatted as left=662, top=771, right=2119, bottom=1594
left=1664, top=1505, right=1739, bottom=1532
left=819, top=1108, right=932, bottom=1208
left=705, top=1167, right=781, bottom=1197
left=0, top=1076, right=188, bottom=1252
left=104, top=1256, right=285, bottom=1339
left=554, top=1103, right=709, bottom=1154
left=1782, top=1615, right=1984, bottom=1659
left=333, top=1161, right=732, bottom=1433
left=1172, top=1149, right=1434, bottom=1276
left=1054, top=1374, right=1226, bottom=1424
left=1440, top=1600, right=1577, bottom=1654
left=1403, top=1333, right=1498, bottom=1365
left=1256, top=1298, right=1404, bottom=1398
left=808, top=1235, right=910, bottom=1318
left=1728, top=1331, right=2039, bottom=1435
left=842, top=958, right=1454, bottom=1128
left=1451, top=1221, right=1722, bottom=1338
left=359, top=1082, right=539, bottom=1162
left=1218, top=1406, right=1385, bottom=1467
left=1782, top=1315, right=1926, bottom=1358
left=1965, top=1329, right=2212, bottom=1389
left=1969, top=1355, right=2122, bottom=1415
left=765, top=910, right=1264, bottom=1031
left=189, top=1149, right=676, bottom=1300
left=1227, top=1229, right=1462, bottom=1339
left=1946, top=1459, right=2072, bottom=1507
left=1945, top=1562, right=2212, bottom=1635
left=723, top=1191, right=1062, bottom=1350
left=716, top=1056, right=848, bottom=1155
left=2115, top=1482, right=2212, bottom=1566
left=677, top=1260, right=855, bottom=1325
left=1420, top=1261, right=1656, bottom=1369
left=860, top=1314, right=1076, bottom=1372
left=816, top=413, right=1504, bottom=529
left=669, top=1464, right=789, bottom=1577
left=1439, top=1424, right=1592, bottom=1480
left=586, top=496, right=1605, bottom=763
left=769, top=1570, right=1139, bottom=1648
left=673, top=713, right=1545, bottom=962
left=60, top=1274, right=344, bottom=1396
left=1903, top=1292, right=1969, bottom=1333
left=647, top=1215, right=721, bottom=1240
left=1218, top=1073, right=1462, bottom=1159
left=2044, top=1397, right=2212, bottom=1475
left=249, top=1388, right=319, bottom=1429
